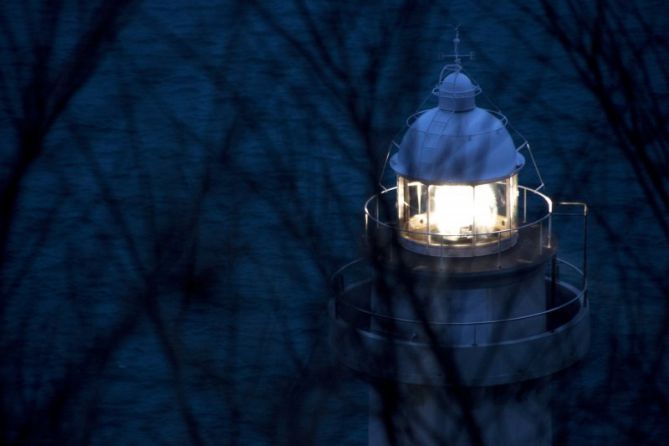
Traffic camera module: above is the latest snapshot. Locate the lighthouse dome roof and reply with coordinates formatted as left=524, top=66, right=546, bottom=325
left=390, top=104, right=524, bottom=184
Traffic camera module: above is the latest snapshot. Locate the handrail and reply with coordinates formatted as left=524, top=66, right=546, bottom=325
left=404, top=108, right=510, bottom=133
left=364, top=185, right=553, bottom=240
left=330, top=258, right=365, bottom=286
left=332, top=258, right=586, bottom=328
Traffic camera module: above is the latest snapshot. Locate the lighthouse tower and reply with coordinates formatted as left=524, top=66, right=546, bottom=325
left=330, top=32, right=589, bottom=445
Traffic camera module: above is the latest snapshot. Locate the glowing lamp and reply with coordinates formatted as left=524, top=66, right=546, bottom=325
left=390, top=68, right=524, bottom=256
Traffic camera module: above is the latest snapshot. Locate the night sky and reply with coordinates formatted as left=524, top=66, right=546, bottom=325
left=1, top=1, right=668, bottom=445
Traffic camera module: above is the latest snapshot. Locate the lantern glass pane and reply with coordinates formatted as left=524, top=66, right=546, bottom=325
left=397, top=175, right=519, bottom=253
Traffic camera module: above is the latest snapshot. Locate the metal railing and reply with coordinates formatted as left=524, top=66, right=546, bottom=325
left=332, top=258, right=585, bottom=328
left=364, top=185, right=554, bottom=263
left=332, top=193, right=589, bottom=346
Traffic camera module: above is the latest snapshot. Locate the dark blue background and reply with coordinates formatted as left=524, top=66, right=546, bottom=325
left=1, top=1, right=668, bottom=444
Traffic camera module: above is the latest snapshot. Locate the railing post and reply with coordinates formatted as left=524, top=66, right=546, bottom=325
left=539, top=221, right=543, bottom=255
left=497, top=232, right=502, bottom=269
left=554, top=201, right=589, bottom=304
left=583, top=205, right=589, bottom=303
left=523, top=187, right=527, bottom=223
left=549, top=255, right=558, bottom=331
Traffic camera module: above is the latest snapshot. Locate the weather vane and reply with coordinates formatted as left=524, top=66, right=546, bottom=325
left=441, top=26, right=474, bottom=68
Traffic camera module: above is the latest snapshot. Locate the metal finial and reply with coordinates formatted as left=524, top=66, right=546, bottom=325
left=440, top=26, right=474, bottom=71
left=453, top=26, right=461, bottom=65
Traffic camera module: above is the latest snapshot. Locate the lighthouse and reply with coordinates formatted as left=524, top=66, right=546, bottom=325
left=330, top=32, right=589, bottom=445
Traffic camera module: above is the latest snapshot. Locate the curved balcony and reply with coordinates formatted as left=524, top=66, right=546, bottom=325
left=330, top=254, right=589, bottom=386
